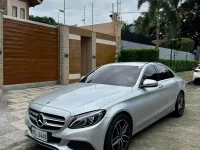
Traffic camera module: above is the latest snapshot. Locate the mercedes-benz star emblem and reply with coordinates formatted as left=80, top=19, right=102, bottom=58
left=36, top=114, right=45, bottom=127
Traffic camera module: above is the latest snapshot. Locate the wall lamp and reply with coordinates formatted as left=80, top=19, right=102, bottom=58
left=64, top=54, right=69, bottom=58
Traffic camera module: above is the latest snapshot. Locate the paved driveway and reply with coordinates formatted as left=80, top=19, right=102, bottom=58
left=1, top=84, right=200, bottom=150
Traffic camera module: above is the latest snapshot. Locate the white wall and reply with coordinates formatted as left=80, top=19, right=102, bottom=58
left=7, top=0, right=29, bottom=19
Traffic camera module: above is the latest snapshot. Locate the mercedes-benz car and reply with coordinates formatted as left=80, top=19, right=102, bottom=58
left=25, top=62, right=186, bottom=150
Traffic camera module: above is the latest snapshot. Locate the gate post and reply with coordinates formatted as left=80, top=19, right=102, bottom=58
left=59, top=25, right=69, bottom=85
left=0, top=10, right=4, bottom=93
left=92, top=32, right=96, bottom=70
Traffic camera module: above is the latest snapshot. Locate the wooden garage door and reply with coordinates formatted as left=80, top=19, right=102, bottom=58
left=3, top=18, right=58, bottom=85
left=96, top=43, right=116, bottom=67
left=69, top=39, right=81, bottom=84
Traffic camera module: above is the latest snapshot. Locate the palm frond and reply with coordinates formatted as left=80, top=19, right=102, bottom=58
left=138, top=0, right=150, bottom=10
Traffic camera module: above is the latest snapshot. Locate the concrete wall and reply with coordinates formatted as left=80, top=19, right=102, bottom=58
left=7, top=0, right=29, bottom=19
left=0, top=0, right=7, bottom=15
left=80, top=21, right=121, bottom=38
left=122, top=40, right=195, bottom=61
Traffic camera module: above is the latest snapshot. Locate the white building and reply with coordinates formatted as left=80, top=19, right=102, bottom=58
left=0, top=0, right=43, bottom=20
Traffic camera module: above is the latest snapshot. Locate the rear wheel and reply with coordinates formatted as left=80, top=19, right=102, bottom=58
left=174, top=92, right=185, bottom=117
left=194, top=79, right=198, bottom=85
left=104, top=114, right=132, bottom=150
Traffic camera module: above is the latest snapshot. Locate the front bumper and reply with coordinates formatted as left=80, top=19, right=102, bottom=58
left=25, top=111, right=110, bottom=150
left=193, top=72, right=200, bottom=81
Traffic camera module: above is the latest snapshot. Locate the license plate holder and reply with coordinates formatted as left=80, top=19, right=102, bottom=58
left=32, top=126, right=48, bottom=142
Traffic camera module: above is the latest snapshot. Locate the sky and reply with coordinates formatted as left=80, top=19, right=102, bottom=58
left=30, top=0, right=149, bottom=26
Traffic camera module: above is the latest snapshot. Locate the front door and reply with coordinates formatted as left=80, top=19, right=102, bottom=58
left=133, top=65, right=162, bottom=131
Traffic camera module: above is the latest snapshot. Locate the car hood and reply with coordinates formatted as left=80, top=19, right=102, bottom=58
left=31, top=83, right=132, bottom=115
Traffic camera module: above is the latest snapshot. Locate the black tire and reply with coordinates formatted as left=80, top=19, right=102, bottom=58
left=104, top=114, right=132, bottom=150
left=194, top=80, right=198, bottom=85
left=174, top=92, right=185, bottom=117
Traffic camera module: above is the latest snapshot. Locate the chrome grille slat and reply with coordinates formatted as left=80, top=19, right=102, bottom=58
left=28, top=109, right=65, bottom=131
left=29, top=110, right=38, bottom=117
left=44, top=116, right=65, bottom=123
left=45, top=122, right=63, bottom=128
left=29, top=114, right=36, bottom=121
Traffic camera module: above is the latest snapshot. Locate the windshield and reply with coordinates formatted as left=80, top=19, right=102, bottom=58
left=80, top=65, right=142, bottom=87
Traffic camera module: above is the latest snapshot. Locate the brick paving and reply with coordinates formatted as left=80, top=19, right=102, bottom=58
left=183, top=76, right=193, bottom=82
left=0, top=85, right=64, bottom=150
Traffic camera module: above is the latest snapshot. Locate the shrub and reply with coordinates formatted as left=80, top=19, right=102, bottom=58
left=179, top=38, right=195, bottom=52
left=162, top=38, right=195, bottom=52
left=159, top=59, right=198, bottom=72
left=119, top=48, right=159, bottom=62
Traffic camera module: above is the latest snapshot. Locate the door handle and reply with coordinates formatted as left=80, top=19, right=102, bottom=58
left=158, top=84, right=163, bottom=88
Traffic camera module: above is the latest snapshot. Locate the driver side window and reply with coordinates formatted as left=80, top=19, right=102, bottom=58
left=143, top=65, right=159, bottom=81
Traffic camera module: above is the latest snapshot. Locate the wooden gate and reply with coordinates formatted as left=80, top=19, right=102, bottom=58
left=96, top=32, right=116, bottom=67
left=3, top=18, right=58, bottom=85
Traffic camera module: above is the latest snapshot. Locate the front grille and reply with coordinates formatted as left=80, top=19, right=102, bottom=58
left=68, top=141, right=95, bottom=150
left=27, top=135, right=59, bottom=150
left=29, top=108, right=65, bottom=131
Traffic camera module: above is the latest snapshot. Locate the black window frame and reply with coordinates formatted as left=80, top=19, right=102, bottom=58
left=20, top=8, right=25, bottom=19
left=12, top=6, right=17, bottom=17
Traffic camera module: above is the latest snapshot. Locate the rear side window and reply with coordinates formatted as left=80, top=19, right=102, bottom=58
left=143, top=65, right=158, bottom=81
left=156, top=65, right=170, bottom=81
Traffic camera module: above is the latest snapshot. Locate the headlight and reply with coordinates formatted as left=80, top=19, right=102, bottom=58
left=69, top=110, right=106, bottom=129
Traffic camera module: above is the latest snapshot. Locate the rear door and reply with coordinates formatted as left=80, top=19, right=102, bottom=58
left=155, top=64, right=179, bottom=112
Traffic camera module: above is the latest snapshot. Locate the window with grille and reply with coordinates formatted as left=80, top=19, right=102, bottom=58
left=12, top=6, right=17, bottom=17
left=20, top=8, right=25, bottom=19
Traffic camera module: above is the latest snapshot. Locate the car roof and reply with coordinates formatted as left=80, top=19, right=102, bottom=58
left=108, top=62, right=150, bottom=67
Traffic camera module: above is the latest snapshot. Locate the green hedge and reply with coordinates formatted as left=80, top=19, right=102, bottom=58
left=119, top=48, right=159, bottom=62
left=119, top=48, right=198, bottom=72
left=159, top=59, right=198, bottom=72
left=179, top=38, right=195, bottom=52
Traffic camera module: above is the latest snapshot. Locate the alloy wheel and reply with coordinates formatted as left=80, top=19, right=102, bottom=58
left=178, top=94, right=185, bottom=115
left=111, top=120, right=131, bottom=150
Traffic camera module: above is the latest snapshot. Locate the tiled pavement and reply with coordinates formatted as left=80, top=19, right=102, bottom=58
left=0, top=85, right=64, bottom=150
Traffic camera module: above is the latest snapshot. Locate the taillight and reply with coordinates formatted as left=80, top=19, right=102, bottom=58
left=194, top=69, right=200, bottom=72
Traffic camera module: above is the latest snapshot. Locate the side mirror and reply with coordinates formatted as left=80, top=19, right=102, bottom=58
left=80, top=76, right=85, bottom=80
left=140, top=79, right=158, bottom=88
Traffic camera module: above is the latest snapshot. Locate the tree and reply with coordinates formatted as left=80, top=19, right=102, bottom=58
left=121, top=21, right=132, bottom=35
left=137, top=0, right=183, bottom=47
left=134, top=12, right=165, bottom=40
left=138, top=0, right=161, bottom=48
left=29, top=15, right=59, bottom=25
left=180, top=0, right=200, bottom=47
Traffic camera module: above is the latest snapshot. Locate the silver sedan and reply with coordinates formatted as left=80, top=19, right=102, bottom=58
left=25, top=62, right=186, bottom=150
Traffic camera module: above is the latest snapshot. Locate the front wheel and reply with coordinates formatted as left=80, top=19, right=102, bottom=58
left=174, top=92, right=185, bottom=117
left=104, top=114, right=132, bottom=150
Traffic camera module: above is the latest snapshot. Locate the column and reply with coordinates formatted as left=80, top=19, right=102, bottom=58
left=59, top=25, right=69, bottom=85
left=0, top=10, right=4, bottom=93
left=92, top=32, right=96, bottom=70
